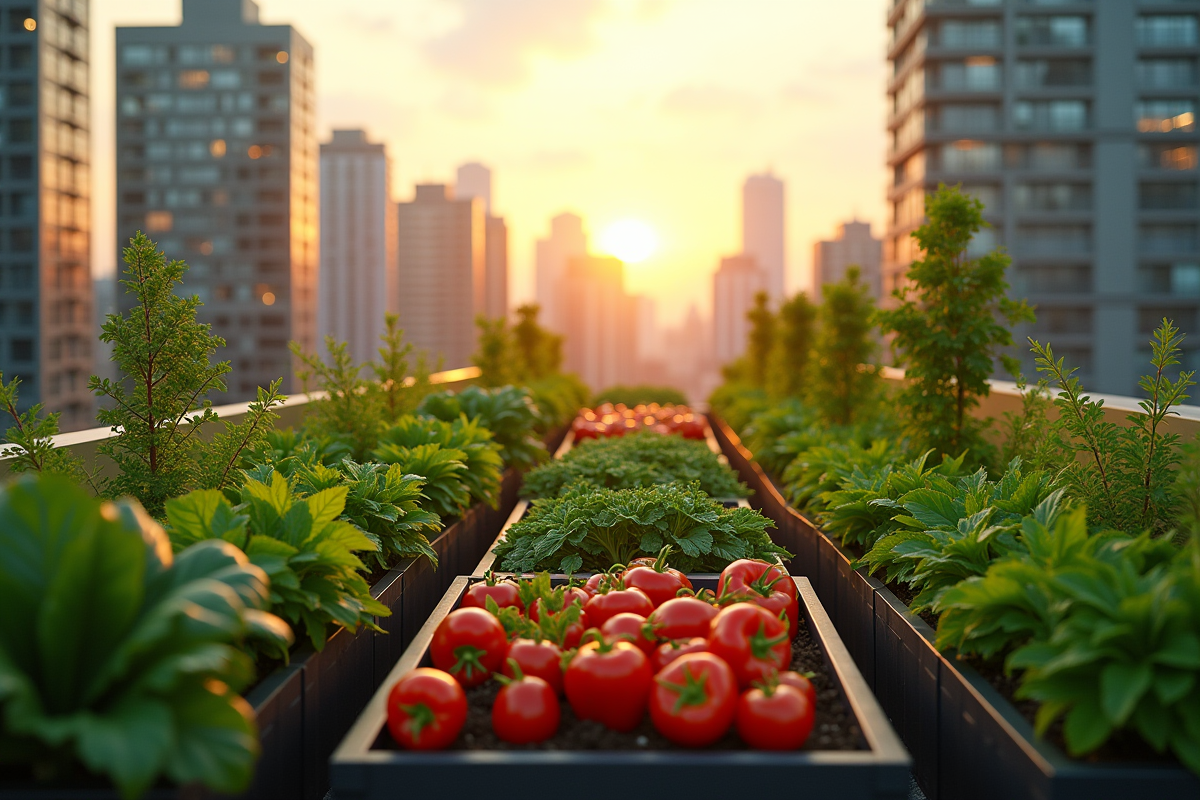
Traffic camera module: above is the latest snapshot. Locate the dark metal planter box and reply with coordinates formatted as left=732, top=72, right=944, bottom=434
left=330, top=575, right=911, bottom=800
left=708, top=412, right=1200, bottom=800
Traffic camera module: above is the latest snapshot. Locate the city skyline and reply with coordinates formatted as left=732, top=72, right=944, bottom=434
left=89, top=0, right=890, bottom=327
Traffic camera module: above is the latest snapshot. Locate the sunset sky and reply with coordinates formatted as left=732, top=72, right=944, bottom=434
left=93, top=0, right=890, bottom=327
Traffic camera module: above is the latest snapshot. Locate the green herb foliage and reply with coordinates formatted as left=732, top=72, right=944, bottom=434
left=512, top=304, right=565, bottom=380
left=473, top=315, right=519, bottom=387
left=370, top=442, right=471, bottom=519
left=1031, top=318, right=1195, bottom=535
left=521, top=432, right=749, bottom=499
left=0, top=474, right=292, bottom=798
left=0, top=374, right=90, bottom=485
left=746, top=290, right=776, bottom=388
left=375, top=414, right=503, bottom=507
left=781, top=437, right=904, bottom=514
left=707, top=382, right=771, bottom=437
left=807, top=267, right=879, bottom=426
left=767, top=292, right=817, bottom=400
left=592, top=385, right=689, bottom=408
left=90, top=233, right=283, bottom=515
left=998, top=374, right=1059, bottom=470
left=494, top=482, right=789, bottom=575
left=419, top=385, right=547, bottom=470
left=165, top=472, right=389, bottom=651
left=876, top=185, right=1034, bottom=462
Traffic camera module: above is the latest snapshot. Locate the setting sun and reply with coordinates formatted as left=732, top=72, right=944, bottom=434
left=599, top=219, right=659, bottom=264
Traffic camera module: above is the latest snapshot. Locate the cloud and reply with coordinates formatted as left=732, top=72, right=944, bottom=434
left=660, top=85, right=761, bottom=117
left=423, top=0, right=606, bottom=86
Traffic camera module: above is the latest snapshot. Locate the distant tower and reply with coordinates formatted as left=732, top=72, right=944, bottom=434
left=455, top=163, right=507, bottom=319
left=319, top=130, right=395, bottom=366
left=713, top=254, right=766, bottom=365
left=396, top=184, right=485, bottom=369
left=813, top=220, right=883, bottom=299
left=742, top=173, right=786, bottom=302
left=561, top=255, right=637, bottom=391
left=116, top=0, right=318, bottom=400
left=535, top=212, right=588, bottom=333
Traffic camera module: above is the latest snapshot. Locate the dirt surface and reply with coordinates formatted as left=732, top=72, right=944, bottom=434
left=377, top=617, right=865, bottom=753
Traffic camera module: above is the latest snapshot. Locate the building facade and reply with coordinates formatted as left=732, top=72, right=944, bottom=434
left=115, top=0, right=317, bottom=400
left=713, top=254, right=766, bottom=365
left=560, top=254, right=637, bottom=392
left=454, top=163, right=507, bottom=320
left=0, top=0, right=92, bottom=431
left=535, top=211, right=587, bottom=333
left=318, top=129, right=394, bottom=366
left=743, top=172, right=786, bottom=302
left=887, top=0, right=1200, bottom=393
left=813, top=219, right=883, bottom=299
left=396, top=184, right=484, bottom=370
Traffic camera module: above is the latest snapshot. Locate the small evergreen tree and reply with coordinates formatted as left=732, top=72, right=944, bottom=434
left=0, top=374, right=89, bottom=484
left=807, top=267, right=878, bottom=426
left=512, top=303, right=563, bottom=380
left=473, top=315, right=518, bottom=387
left=292, top=336, right=379, bottom=459
left=91, top=232, right=281, bottom=514
left=767, top=292, right=816, bottom=399
left=371, top=312, right=418, bottom=423
left=745, top=290, right=776, bottom=388
left=876, top=185, right=1033, bottom=460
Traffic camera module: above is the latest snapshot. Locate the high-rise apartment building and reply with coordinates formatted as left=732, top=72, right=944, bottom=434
left=887, top=0, right=1200, bottom=393
left=454, top=162, right=507, bottom=319
left=116, top=0, right=317, bottom=400
left=0, top=0, right=92, bottom=431
left=743, top=173, right=786, bottom=302
left=561, top=255, right=637, bottom=391
left=713, top=254, right=766, bottom=365
left=535, top=212, right=587, bottom=333
left=318, top=129, right=395, bottom=366
left=814, top=220, right=883, bottom=299
left=396, top=184, right=484, bottom=370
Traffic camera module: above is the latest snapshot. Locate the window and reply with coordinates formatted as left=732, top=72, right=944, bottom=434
left=1016, top=16, right=1089, bottom=47
left=10, top=339, right=32, bottom=362
left=1014, top=265, right=1091, bottom=294
left=1139, top=264, right=1200, bottom=295
left=145, top=210, right=173, bottom=232
left=1013, top=100, right=1088, bottom=131
left=11, top=227, right=33, bottom=252
left=178, top=69, right=210, bottom=89
left=257, top=71, right=283, bottom=86
left=940, top=58, right=1001, bottom=90
left=211, top=69, right=241, bottom=89
left=1137, top=15, right=1198, bottom=47
left=940, top=20, right=1002, bottom=48
left=1017, top=224, right=1091, bottom=255
left=1139, top=144, right=1198, bottom=170
left=212, top=45, right=236, bottom=64
left=939, top=104, right=999, bottom=132
left=122, top=44, right=154, bottom=65
left=1014, top=183, right=1092, bottom=211
left=15, top=301, right=32, bottom=325
left=1137, top=100, right=1196, bottom=132
left=1140, top=306, right=1196, bottom=334
left=7, top=9, right=31, bottom=33
left=1141, top=223, right=1198, bottom=253
left=894, top=109, right=925, bottom=153
left=10, top=192, right=32, bottom=216
left=10, top=82, right=32, bottom=106
left=120, top=96, right=142, bottom=116
left=9, top=45, right=31, bottom=69
left=1141, top=182, right=1198, bottom=210
left=1139, top=58, right=1197, bottom=89
left=962, top=184, right=1001, bottom=212
left=942, top=140, right=1001, bottom=171
left=9, top=118, right=32, bottom=143
left=1015, top=59, right=1091, bottom=88
left=1032, top=307, right=1092, bottom=334
left=176, top=95, right=215, bottom=114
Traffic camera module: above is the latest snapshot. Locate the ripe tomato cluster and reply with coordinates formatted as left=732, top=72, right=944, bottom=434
left=386, top=558, right=817, bottom=751
left=572, top=403, right=707, bottom=441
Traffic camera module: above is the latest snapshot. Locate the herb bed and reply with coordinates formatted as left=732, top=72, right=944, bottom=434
left=710, top=413, right=1200, bottom=800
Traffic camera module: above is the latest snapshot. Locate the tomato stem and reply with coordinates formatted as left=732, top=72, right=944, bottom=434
left=656, top=662, right=711, bottom=712
left=398, top=702, right=436, bottom=743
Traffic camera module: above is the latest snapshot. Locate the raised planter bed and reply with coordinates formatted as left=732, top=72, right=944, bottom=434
left=330, top=574, right=911, bottom=800
left=708, top=412, right=1200, bottom=800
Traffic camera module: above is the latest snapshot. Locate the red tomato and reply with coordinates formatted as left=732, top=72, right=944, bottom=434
left=648, top=596, right=719, bottom=641
left=503, top=638, right=564, bottom=694
left=492, top=669, right=560, bottom=744
left=777, top=670, right=817, bottom=709
left=563, top=639, right=652, bottom=732
left=736, top=684, right=814, bottom=750
left=582, top=573, right=606, bottom=598
left=650, top=637, right=708, bottom=672
left=430, top=608, right=509, bottom=688
left=584, top=586, right=653, bottom=627
left=460, top=575, right=524, bottom=614
left=600, top=612, right=658, bottom=655
left=623, top=565, right=688, bottom=608
left=718, top=560, right=797, bottom=603
left=706, top=603, right=791, bottom=688
left=649, top=653, right=738, bottom=747
left=740, top=587, right=799, bottom=640
left=386, top=668, right=467, bottom=750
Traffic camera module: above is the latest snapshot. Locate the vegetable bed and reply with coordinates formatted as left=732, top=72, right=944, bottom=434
left=710, top=413, right=1200, bottom=800
left=330, top=575, right=910, bottom=799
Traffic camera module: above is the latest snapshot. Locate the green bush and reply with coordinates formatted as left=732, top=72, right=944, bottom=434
left=419, top=385, right=546, bottom=470
left=767, top=292, right=817, bottom=400
left=707, top=382, right=770, bottom=434
left=0, top=475, right=291, bottom=798
left=376, top=415, right=503, bottom=508
left=494, top=481, right=789, bottom=575
left=521, top=432, right=749, bottom=499
left=593, top=385, right=689, bottom=408
left=528, top=373, right=591, bottom=432
left=807, top=266, right=879, bottom=427
left=366, top=442, right=471, bottom=520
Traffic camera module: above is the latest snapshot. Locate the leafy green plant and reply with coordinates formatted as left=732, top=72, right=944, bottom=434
left=745, top=290, right=776, bottom=388
left=494, top=481, right=790, bottom=575
left=807, top=266, right=879, bottom=426
left=419, top=385, right=547, bottom=470
left=706, top=382, right=771, bottom=435
left=473, top=315, right=519, bottom=388
left=0, top=474, right=292, bottom=798
left=876, top=184, right=1034, bottom=462
left=165, top=472, right=389, bottom=651
left=370, top=442, right=472, bottom=518
left=739, top=399, right=817, bottom=475
left=371, top=312, right=432, bottom=423
left=997, top=373, right=1059, bottom=470
left=781, top=437, right=904, bottom=513
left=521, top=432, right=749, bottom=499
left=767, top=292, right=817, bottom=400
left=527, top=372, right=591, bottom=432
left=1031, top=318, right=1195, bottom=535
left=375, top=414, right=503, bottom=507
left=860, top=459, right=1062, bottom=611
left=0, top=373, right=90, bottom=485
left=89, top=233, right=283, bottom=515
left=592, top=385, right=689, bottom=407
left=512, top=303, right=565, bottom=380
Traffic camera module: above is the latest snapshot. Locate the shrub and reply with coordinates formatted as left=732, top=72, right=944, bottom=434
left=494, top=482, right=789, bottom=575
left=0, top=475, right=291, bottom=798
left=745, top=290, right=776, bottom=388
left=512, top=303, right=565, bottom=379
left=370, top=442, right=471, bottom=519
left=0, top=373, right=90, bottom=485
left=593, top=385, right=689, bottom=408
left=375, top=415, right=503, bottom=508
left=473, top=315, right=519, bottom=388
left=419, top=385, right=546, bottom=470
left=807, top=266, right=879, bottom=426
left=707, top=382, right=770, bottom=434
left=767, top=292, right=817, bottom=400
left=527, top=373, right=591, bottom=432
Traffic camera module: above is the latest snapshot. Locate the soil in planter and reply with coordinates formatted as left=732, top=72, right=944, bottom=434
left=375, top=617, right=864, bottom=753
